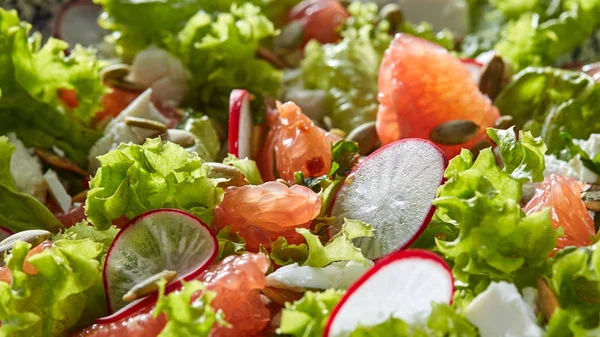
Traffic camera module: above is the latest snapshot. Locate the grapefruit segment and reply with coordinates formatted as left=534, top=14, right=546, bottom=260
left=524, top=174, right=596, bottom=249
left=376, top=34, right=499, bottom=159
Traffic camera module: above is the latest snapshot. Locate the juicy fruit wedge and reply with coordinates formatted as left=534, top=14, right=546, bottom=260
left=229, top=89, right=253, bottom=159
left=376, top=34, right=499, bottom=159
left=200, top=253, right=270, bottom=337
left=257, top=101, right=340, bottom=182
left=288, top=0, right=349, bottom=47
left=330, top=139, right=446, bottom=259
left=324, top=249, right=454, bottom=337
left=523, top=174, right=595, bottom=249
left=103, top=209, right=217, bottom=313
left=213, top=181, right=321, bottom=251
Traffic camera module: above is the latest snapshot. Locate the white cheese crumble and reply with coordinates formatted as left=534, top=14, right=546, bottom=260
left=44, top=169, right=71, bottom=213
left=6, top=133, right=47, bottom=203
left=544, top=133, right=600, bottom=183
left=465, top=282, right=544, bottom=337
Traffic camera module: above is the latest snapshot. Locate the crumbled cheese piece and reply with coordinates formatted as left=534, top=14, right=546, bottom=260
left=7, top=133, right=47, bottom=203
left=44, top=169, right=71, bottom=213
left=544, top=133, right=600, bottom=183
left=465, top=282, right=544, bottom=337
left=266, top=261, right=372, bottom=291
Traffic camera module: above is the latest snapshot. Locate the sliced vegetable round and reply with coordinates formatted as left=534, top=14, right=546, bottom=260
left=0, top=226, right=13, bottom=242
left=103, top=208, right=218, bottom=313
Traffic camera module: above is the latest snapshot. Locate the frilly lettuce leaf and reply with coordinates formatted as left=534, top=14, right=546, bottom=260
left=271, top=218, right=374, bottom=268
left=223, top=154, right=264, bottom=185
left=85, top=138, right=223, bottom=229
left=216, top=226, right=247, bottom=260
left=487, top=127, right=547, bottom=183
left=494, top=67, right=600, bottom=154
left=434, top=137, right=558, bottom=290
left=545, top=245, right=600, bottom=337
left=0, top=136, right=63, bottom=233
left=154, top=279, right=228, bottom=337
left=53, top=220, right=119, bottom=257
left=0, top=239, right=102, bottom=336
left=494, top=0, right=600, bottom=71
left=278, top=289, right=345, bottom=337
left=0, top=9, right=103, bottom=166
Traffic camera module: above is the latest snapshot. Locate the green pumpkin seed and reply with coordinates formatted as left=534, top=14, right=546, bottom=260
left=100, top=64, right=130, bottom=82
left=206, top=163, right=249, bottom=188
left=107, top=78, right=147, bottom=92
left=164, top=129, right=196, bottom=148
left=494, top=115, right=514, bottom=130
left=430, top=120, right=480, bottom=145
left=274, top=21, right=305, bottom=52
left=330, top=128, right=346, bottom=139
left=122, top=270, right=177, bottom=302
left=582, top=184, right=600, bottom=211
left=346, top=122, right=379, bottom=155
left=125, top=116, right=168, bottom=134
left=379, top=3, right=403, bottom=27
left=0, top=230, right=52, bottom=262
left=479, top=55, right=505, bottom=100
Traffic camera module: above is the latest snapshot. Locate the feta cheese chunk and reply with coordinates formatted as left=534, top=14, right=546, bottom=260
left=7, top=133, right=47, bottom=203
left=266, top=261, right=372, bottom=291
left=44, top=170, right=72, bottom=213
left=128, top=46, right=190, bottom=107
left=544, top=133, right=600, bottom=183
left=87, top=89, right=169, bottom=170
left=465, top=282, right=544, bottom=337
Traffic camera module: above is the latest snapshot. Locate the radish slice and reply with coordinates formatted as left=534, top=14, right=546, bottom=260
left=103, top=209, right=217, bottom=313
left=324, top=249, right=454, bottom=337
left=461, top=58, right=484, bottom=84
left=96, top=295, right=157, bottom=324
left=330, top=139, right=446, bottom=259
left=54, top=0, right=104, bottom=47
left=229, top=89, right=253, bottom=159
left=0, top=227, right=13, bottom=242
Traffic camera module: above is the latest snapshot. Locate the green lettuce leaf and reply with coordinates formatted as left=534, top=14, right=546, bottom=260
left=494, top=1, right=600, bottom=71
left=330, top=140, right=360, bottom=177
left=0, top=239, right=102, bottom=336
left=53, top=220, right=119, bottom=257
left=154, top=279, right=228, bottom=337
left=494, top=67, right=600, bottom=154
left=487, top=127, right=547, bottom=183
left=272, top=218, right=374, bottom=268
left=546, top=245, right=600, bottom=336
left=182, top=115, right=221, bottom=162
left=85, top=138, right=223, bottom=229
left=0, top=9, right=103, bottom=167
left=278, top=289, right=345, bottom=337
left=216, top=226, right=247, bottom=260
left=434, top=146, right=558, bottom=290
left=223, top=154, right=264, bottom=185
left=0, top=136, right=63, bottom=233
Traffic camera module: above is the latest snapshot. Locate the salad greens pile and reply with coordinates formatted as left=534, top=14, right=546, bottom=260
left=3, top=0, right=600, bottom=336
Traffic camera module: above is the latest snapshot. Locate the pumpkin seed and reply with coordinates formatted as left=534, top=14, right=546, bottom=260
left=479, top=55, right=505, bottom=100
left=582, top=184, right=600, bottom=211
left=100, top=64, right=130, bottom=82
left=164, top=129, right=196, bottom=148
left=430, top=120, right=480, bottom=145
left=34, top=148, right=87, bottom=176
left=124, top=116, right=168, bottom=134
left=346, top=122, right=379, bottom=155
left=206, top=163, right=249, bottom=188
left=122, top=270, right=177, bottom=302
left=257, top=47, right=289, bottom=69
left=330, top=128, right=346, bottom=138
left=274, top=21, right=305, bottom=52
left=0, top=230, right=52, bottom=262
left=537, top=277, right=559, bottom=320
left=379, top=3, right=403, bottom=27
left=261, top=286, right=304, bottom=306
left=72, top=190, right=88, bottom=203
left=494, top=115, right=514, bottom=130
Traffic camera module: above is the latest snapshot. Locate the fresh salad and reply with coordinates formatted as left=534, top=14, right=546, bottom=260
left=2, top=0, right=600, bottom=336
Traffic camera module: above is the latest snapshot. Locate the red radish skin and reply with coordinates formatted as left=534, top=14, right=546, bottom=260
left=330, top=139, right=447, bottom=259
left=0, top=227, right=13, bottom=241
left=324, top=249, right=454, bottom=337
left=54, top=0, right=104, bottom=47
left=96, top=295, right=158, bottom=324
left=102, top=209, right=218, bottom=313
left=229, top=89, right=253, bottom=159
